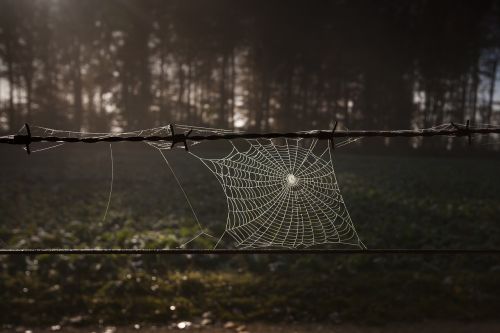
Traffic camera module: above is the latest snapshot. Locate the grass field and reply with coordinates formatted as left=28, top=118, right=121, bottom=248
left=0, top=142, right=499, bottom=328
left=3, top=321, right=500, bottom=333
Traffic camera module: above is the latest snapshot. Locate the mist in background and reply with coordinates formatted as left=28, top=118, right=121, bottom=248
left=0, top=0, right=499, bottom=145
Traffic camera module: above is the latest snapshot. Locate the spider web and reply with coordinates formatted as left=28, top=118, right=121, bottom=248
left=192, top=138, right=366, bottom=249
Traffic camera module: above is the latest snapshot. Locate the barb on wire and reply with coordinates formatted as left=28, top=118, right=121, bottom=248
left=330, top=120, right=338, bottom=150
left=12, top=123, right=32, bottom=154
left=169, top=123, right=177, bottom=149
left=184, top=128, right=193, bottom=151
left=451, top=119, right=473, bottom=145
left=168, top=124, right=191, bottom=151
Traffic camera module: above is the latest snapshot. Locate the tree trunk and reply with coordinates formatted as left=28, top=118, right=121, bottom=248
left=219, top=53, right=227, bottom=127
left=282, top=63, right=294, bottom=130
left=177, top=66, right=185, bottom=124
left=485, top=58, right=498, bottom=124
left=73, top=42, right=83, bottom=131
left=186, top=60, right=192, bottom=123
left=229, top=49, right=236, bottom=129
left=159, top=45, right=168, bottom=125
left=470, top=61, right=479, bottom=124
left=458, top=73, right=467, bottom=123
left=262, top=77, right=270, bottom=132
left=24, top=74, right=33, bottom=124
left=6, top=36, right=16, bottom=131
left=343, top=80, right=351, bottom=129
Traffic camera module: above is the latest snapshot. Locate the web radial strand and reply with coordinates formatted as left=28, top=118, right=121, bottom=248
left=195, top=138, right=364, bottom=249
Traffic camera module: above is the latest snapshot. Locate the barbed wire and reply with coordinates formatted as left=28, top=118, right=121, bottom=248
left=1, top=248, right=499, bottom=255
left=1, top=121, right=500, bottom=154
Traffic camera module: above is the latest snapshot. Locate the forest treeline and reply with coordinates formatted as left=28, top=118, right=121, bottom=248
left=0, top=0, right=499, bottom=143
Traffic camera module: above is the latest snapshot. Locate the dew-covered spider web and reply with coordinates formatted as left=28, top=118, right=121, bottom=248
left=191, top=138, right=365, bottom=249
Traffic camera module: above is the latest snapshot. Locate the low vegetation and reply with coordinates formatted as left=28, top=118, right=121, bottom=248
left=1, top=145, right=499, bottom=327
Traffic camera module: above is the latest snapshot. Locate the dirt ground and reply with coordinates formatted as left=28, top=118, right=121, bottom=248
left=5, top=322, right=500, bottom=333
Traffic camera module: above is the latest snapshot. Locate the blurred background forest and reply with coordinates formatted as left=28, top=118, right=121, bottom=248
left=1, top=0, right=500, bottom=331
left=0, top=0, right=499, bottom=140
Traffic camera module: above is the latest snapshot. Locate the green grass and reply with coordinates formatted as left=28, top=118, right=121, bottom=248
left=0, top=144, right=499, bottom=326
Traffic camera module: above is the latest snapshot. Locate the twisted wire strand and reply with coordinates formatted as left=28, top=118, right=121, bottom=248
left=0, top=248, right=499, bottom=255
left=2, top=125, right=500, bottom=146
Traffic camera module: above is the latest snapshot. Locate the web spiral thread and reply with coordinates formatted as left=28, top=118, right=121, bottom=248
left=196, top=138, right=365, bottom=249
